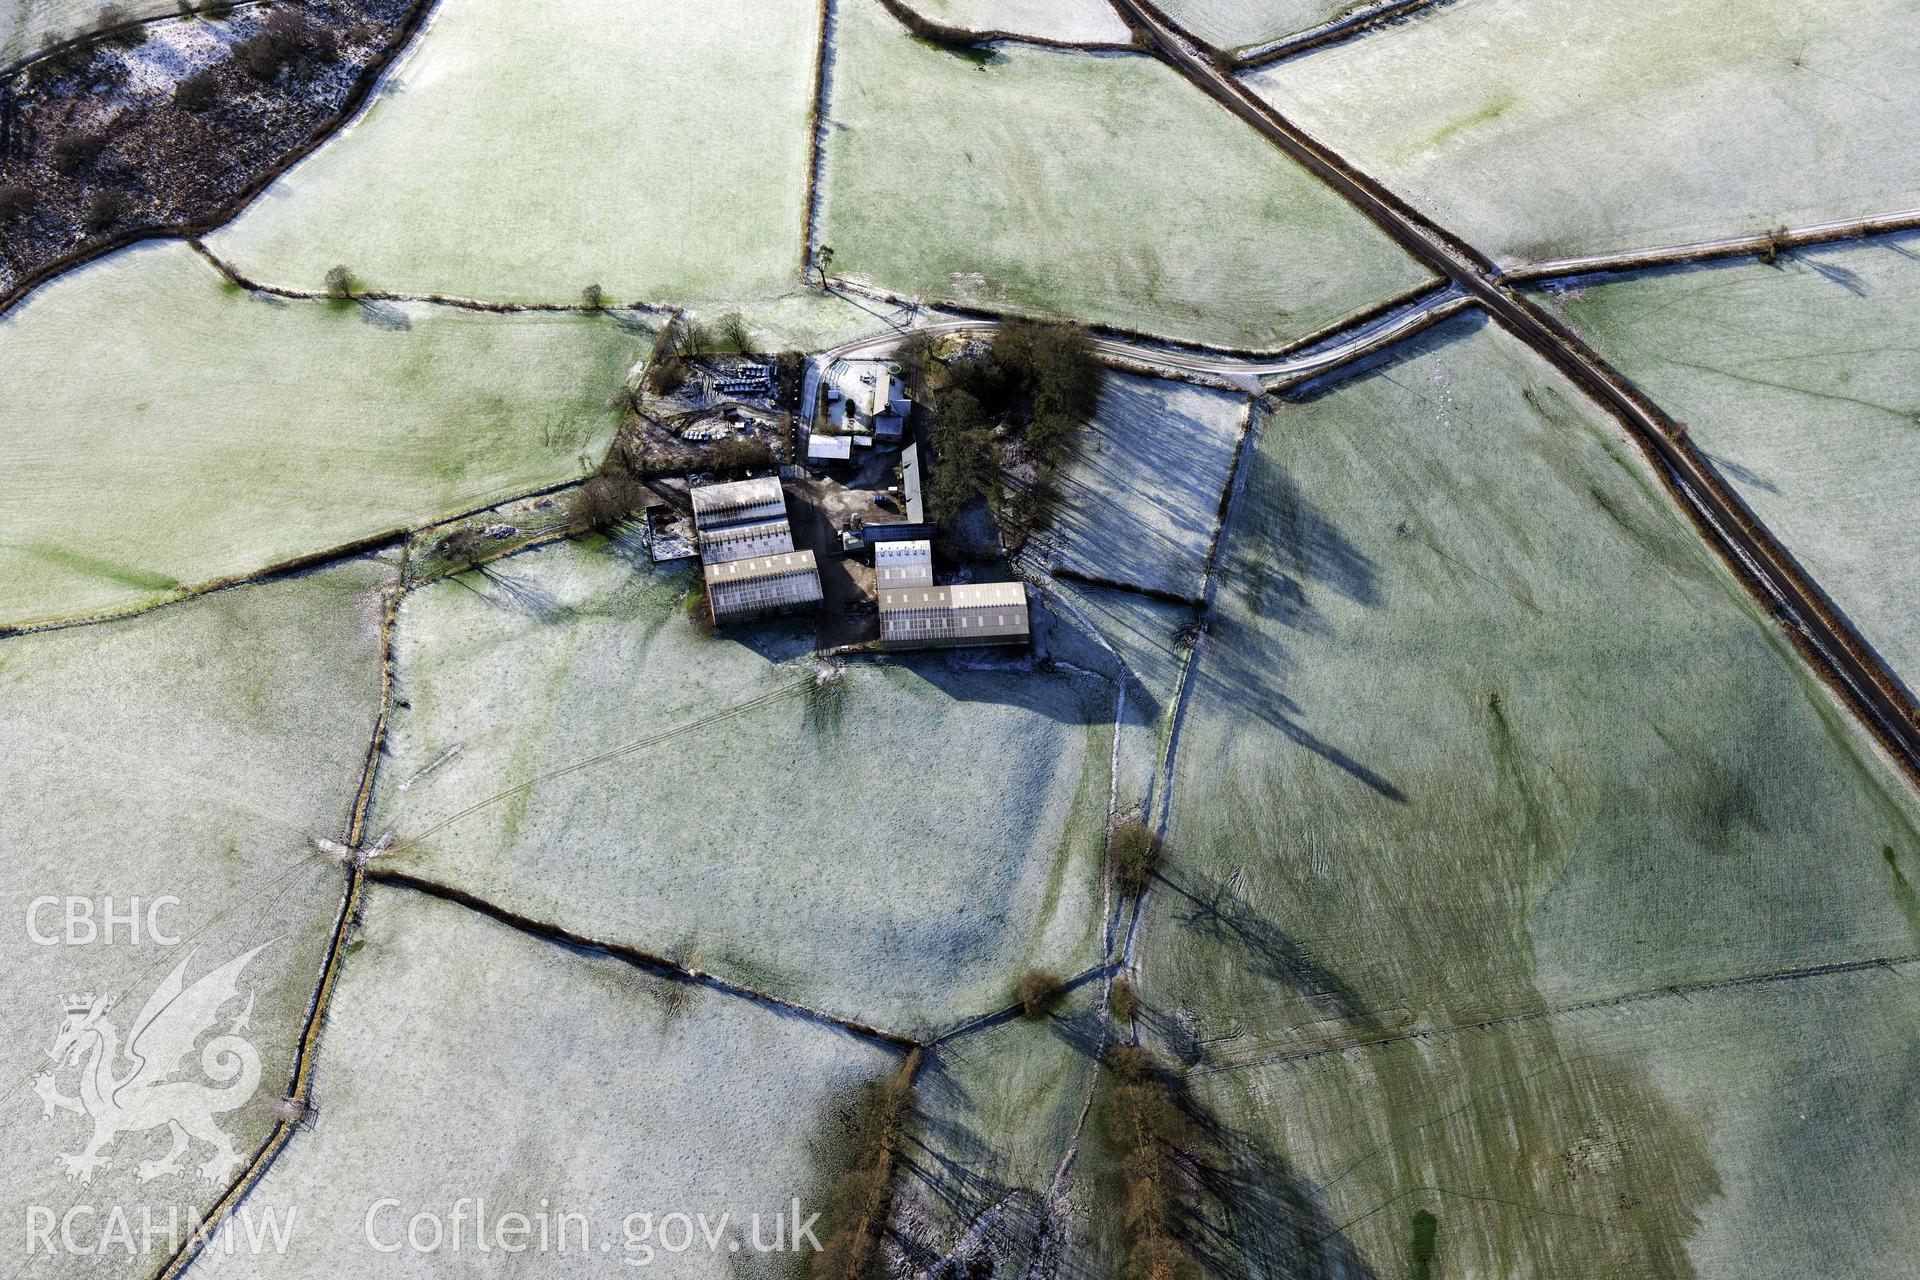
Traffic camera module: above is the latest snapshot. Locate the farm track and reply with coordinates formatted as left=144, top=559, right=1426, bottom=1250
left=1195, top=952, right=1920, bottom=1077
left=1108, top=0, right=1920, bottom=790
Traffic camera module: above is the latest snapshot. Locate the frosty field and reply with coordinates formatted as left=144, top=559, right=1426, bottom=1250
left=1544, top=234, right=1920, bottom=697
left=1158, top=0, right=1352, bottom=53
left=1042, top=576, right=1196, bottom=820
left=0, top=561, right=387, bottom=1277
left=1142, top=313, right=1920, bottom=1052
left=1048, top=372, right=1247, bottom=600
left=905, top=0, right=1132, bottom=44
left=1247, top=0, right=1920, bottom=264
left=0, top=0, right=174, bottom=62
left=0, top=241, right=639, bottom=629
left=189, top=886, right=897, bottom=1278
left=369, top=538, right=1112, bottom=1033
left=208, top=0, right=821, bottom=306
left=818, top=0, right=1433, bottom=350
left=1189, top=962, right=1919, bottom=1279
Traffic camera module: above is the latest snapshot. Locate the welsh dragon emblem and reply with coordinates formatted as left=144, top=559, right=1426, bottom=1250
left=33, top=944, right=268, bottom=1186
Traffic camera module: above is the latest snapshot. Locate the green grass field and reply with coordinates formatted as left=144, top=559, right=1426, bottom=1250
left=208, top=0, right=821, bottom=306
left=0, top=561, right=388, bottom=1275
left=188, top=885, right=897, bottom=1278
left=1144, top=311, right=1920, bottom=1043
left=1247, top=0, right=1920, bottom=264
left=1096, top=312, right=1920, bottom=1278
left=1542, top=233, right=1920, bottom=697
left=1184, top=963, right=1919, bottom=1279
left=0, top=242, right=640, bottom=629
left=819, top=0, right=1434, bottom=350
left=369, top=538, right=1112, bottom=1033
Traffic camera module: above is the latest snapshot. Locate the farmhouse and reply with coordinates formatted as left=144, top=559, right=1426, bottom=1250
left=875, top=541, right=1030, bottom=650
left=858, top=371, right=911, bottom=441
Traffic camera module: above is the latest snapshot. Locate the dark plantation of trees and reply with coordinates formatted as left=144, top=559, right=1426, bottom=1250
left=923, top=319, right=1103, bottom=529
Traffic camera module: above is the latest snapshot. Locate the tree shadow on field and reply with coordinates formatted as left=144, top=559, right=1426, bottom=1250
left=890, top=1013, right=1109, bottom=1279
left=1152, top=869, right=1380, bottom=1039
left=353, top=297, right=412, bottom=331
left=1196, top=428, right=1405, bottom=803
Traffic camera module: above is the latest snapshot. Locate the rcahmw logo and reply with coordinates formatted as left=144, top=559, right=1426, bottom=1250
left=33, top=943, right=270, bottom=1186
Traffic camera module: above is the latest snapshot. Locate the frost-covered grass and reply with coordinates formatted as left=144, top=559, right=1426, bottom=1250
left=901, top=984, right=1104, bottom=1274
left=208, top=0, right=821, bottom=305
left=1543, top=234, right=1920, bottom=697
left=1247, top=0, right=1920, bottom=264
left=1, top=0, right=174, bottom=62
left=1158, top=0, right=1352, bottom=52
left=1043, top=576, right=1195, bottom=819
left=819, top=0, right=1433, bottom=351
left=190, top=885, right=897, bottom=1279
left=1142, top=313, right=1920, bottom=1059
left=1188, top=964, right=1920, bottom=1279
left=0, top=242, right=640, bottom=629
left=0, top=561, right=388, bottom=1278
left=1050, top=372, right=1247, bottom=599
left=905, top=0, right=1133, bottom=43
left=370, top=538, right=1111, bottom=1033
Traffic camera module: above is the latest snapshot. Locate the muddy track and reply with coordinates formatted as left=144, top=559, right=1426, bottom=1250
left=828, top=271, right=1448, bottom=364
left=0, top=0, right=440, bottom=322
left=1111, top=0, right=1920, bottom=788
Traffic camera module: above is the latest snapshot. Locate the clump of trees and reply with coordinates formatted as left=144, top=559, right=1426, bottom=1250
left=568, top=475, right=643, bottom=531
left=924, top=319, right=1103, bottom=532
left=812, top=1051, right=920, bottom=1280
left=1111, top=975, right=1137, bottom=1024
left=0, top=184, right=34, bottom=222
left=82, top=189, right=129, bottom=232
left=235, top=9, right=337, bottom=82
left=1110, top=819, right=1161, bottom=897
left=1017, top=969, right=1069, bottom=1018
left=51, top=128, right=109, bottom=175
left=645, top=311, right=753, bottom=395
left=1102, top=1045, right=1203, bottom=1280
left=175, top=68, right=220, bottom=111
